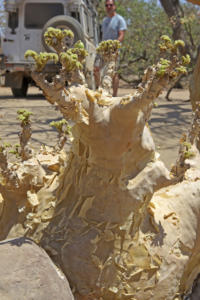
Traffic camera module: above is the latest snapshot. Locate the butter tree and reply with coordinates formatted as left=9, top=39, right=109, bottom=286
left=0, top=28, right=199, bottom=300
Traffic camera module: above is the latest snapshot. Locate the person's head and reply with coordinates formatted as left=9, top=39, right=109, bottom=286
left=105, top=0, right=116, bottom=16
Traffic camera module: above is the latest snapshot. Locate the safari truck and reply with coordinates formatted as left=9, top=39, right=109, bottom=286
left=0, top=0, right=99, bottom=97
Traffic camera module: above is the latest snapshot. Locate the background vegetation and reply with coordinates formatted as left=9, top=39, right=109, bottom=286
left=98, top=0, right=200, bottom=85
left=0, top=0, right=200, bottom=85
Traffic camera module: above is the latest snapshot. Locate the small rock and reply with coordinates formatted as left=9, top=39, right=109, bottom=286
left=0, top=237, right=74, bottom=300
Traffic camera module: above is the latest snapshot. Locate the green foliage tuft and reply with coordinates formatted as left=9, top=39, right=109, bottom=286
left=156, top=36, right=190, bottom=78
left=25, top=50, right=58, bottom=72
left=159, top=37, right=186, bottom=54
left=44, top=27, right=74, bottom=48
left=71, top=41, right=88, bottom=63
left=0, top=141, right=12, bottom=153
left=97, top=0, right=200, bottom=81
left=160, top=35, right=172, bottom=43
left=74, top=41, right=85, bottom=49
left=174, top=40, right=185, bottom=49
left=183, top=141, right=192, bottom=149
left=181, top=141, right=195, bottom=159
left=50, top=119, right=71, bottom=134
left=182, top=54, right=191, bottom=65
left=59, top=51, right=82, bottom=72
left=9, top=144, right=21, bottom=158
left=175, top=66, right=187, bottom=74
left=24, top=50, right=38, bottom=60
left=25, top=28, right=87, bottom=73
left=97, top=40, right=120, bottom=59
left=17, top=110, right=32, bottom=125
left=184, top=151, right=195, bottom=159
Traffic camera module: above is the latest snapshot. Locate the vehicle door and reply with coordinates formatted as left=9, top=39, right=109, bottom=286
left=19, top=0, right=65, bottom=62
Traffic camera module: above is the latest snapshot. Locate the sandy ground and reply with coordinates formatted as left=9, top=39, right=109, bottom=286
left=0, top=85, right=192, bottom=169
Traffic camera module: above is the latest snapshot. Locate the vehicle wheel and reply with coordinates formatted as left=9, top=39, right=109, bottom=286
left=11, top=78, right=28, bottom=98
left=42, top=15, right=85, bottom=52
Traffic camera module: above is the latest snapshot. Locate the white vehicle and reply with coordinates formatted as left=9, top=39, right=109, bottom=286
left=0, top=0, right=99, bottom=97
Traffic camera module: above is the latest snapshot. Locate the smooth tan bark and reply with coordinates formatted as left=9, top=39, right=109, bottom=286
left=189, top=51, right=200, bottom=111
left=0, top=38, right=199, bottom=299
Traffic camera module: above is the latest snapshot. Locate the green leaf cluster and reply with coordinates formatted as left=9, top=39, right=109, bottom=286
left=156, top=58, right=170, bottom=76
left=71, top=41, right=88, bottom=63
left=59, top=41, right=88, bottom=71
left=180, top=141, right=195, bottom=159
left=50, top=119, right=71, bottom=134
left=184, top=150, right=195, bottom=159
left=97, top=0, right=200, bottom=80
left=44, top=27, right=74, bottom=48
left=182, top=54, right=191, bottom=65
left=60, top=51, right=82, bottom=72
left=156, top=36, right=190, bottom=78
left=117, top=0, right=173, bottom=78
left=17, top=109, right=32, bottom=125
left=25, top=50, right=58, bottom=72
left=9, top=144, right=20, bottom=158
left=25, top=28, right=88, bottom=73
left=97, top=40, right=120, bottom=57
left=158, top=36, right=185, bottom=54
left=0, top=142, right=11, bottom=153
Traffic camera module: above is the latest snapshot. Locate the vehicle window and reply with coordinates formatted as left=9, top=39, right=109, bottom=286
left=25, top=3, right=64, bottom=29
left=71, top=12, right=80, bottom=23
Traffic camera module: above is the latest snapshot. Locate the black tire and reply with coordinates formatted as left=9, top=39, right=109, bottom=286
left=11, top=78, right=28, bottom=98
left=42, top=15, right=85, bottom=52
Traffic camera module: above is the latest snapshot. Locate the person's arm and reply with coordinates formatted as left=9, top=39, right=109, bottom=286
left=118, top=30, right=125, bottom=43
left=118, top=16, right=127, bottom=43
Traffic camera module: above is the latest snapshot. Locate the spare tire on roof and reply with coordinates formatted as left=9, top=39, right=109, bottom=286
left=42, top=15, right=85, bottom=52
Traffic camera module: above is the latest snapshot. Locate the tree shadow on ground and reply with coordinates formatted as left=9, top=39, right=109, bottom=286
left=0, top=93, right=44, bottom=101
left=149, top=100, right=192, bottom=140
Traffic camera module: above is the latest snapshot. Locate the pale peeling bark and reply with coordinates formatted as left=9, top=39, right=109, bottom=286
left=19, top=121, right=32, bottom=161
left=0, top=35, right=199, bottom=299
left=189, top=50, right=200, bottom=111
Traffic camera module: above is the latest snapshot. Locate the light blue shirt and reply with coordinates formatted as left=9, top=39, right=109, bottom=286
left=102, top=14, right=127, bottom=41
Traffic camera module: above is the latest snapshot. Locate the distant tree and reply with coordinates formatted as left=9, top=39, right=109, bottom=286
left=118, top=0, right=172, bottom=83
left=98, top=0, right=172, bottom=84
left=160, top=0, right=200, bottom=57
left=97, top=1, right=174, bottom=84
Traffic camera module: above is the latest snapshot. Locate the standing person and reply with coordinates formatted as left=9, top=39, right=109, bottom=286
left=94, top=0, right=127, bottom=96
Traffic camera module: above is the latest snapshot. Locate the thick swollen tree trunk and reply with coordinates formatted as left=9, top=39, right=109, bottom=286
left=0, top=34, right=200, bottom=299
left=187, top=1, right=200, bottom=114
left=189, top=47, right=200, bottom=111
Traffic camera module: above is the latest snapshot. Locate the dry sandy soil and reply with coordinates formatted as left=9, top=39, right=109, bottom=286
left=0, top=85, right=192, bottom=169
